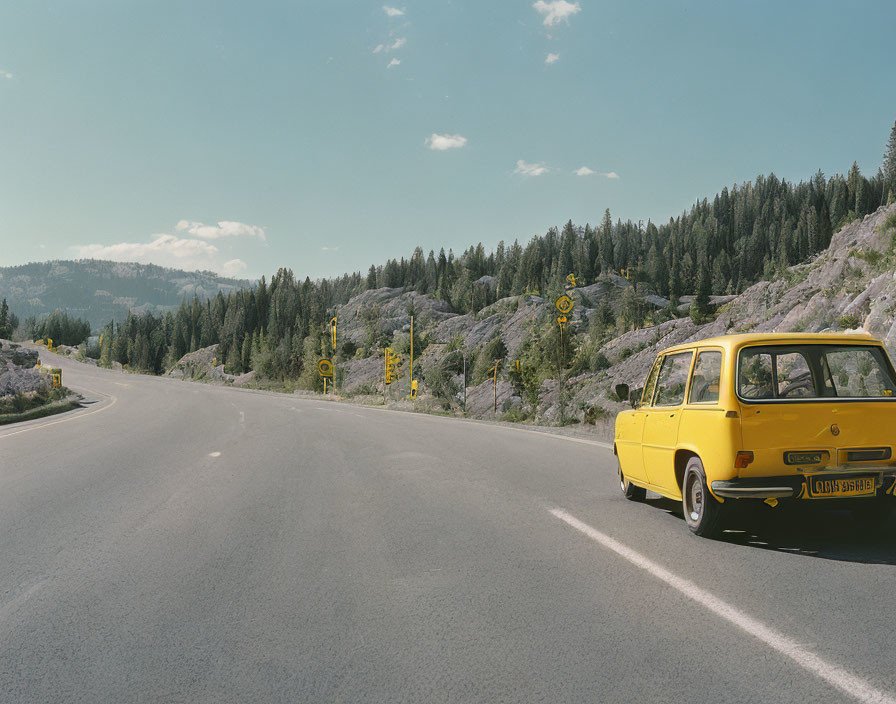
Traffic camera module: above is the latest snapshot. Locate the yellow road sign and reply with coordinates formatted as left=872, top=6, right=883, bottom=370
left=557, top=315, right=568, bottom=325
left=385, top=347, right=400, bottom=384
left=566, top=273, right=577, bottom=287
left=318, top=358, right=334, bottom=377
left=410, top=379, right=418, bottom=399
left=330, top=316, right=338, bottom=349
left=555, top=294, right=574, bottom=315
left=514, top=359, right=521, bottom=372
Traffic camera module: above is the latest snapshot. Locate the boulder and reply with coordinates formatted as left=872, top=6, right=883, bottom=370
left=0, top=340, right=49, bottom=396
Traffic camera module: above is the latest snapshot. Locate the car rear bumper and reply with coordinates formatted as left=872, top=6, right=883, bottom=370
left=711, top=471, right=896, bottom=500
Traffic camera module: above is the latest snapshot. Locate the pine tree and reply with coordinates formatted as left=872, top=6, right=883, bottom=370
left=884, top=120, right=896, bottom=189
left=691, top=254, right=712, bottom=323
left=366, top=265, right=377, bottom=290
left=0, top=298, right=9, bottom=339
left=599, top=209, right=614, bottom=273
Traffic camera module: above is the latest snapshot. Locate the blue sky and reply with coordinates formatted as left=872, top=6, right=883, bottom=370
left=1, top=0, right=895, bottom=281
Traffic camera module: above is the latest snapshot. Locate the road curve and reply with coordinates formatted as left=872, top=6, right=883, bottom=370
left=2, top=350, right=895, bottom=703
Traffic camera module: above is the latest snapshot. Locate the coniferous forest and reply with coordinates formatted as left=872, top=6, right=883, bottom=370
left=29, top=132, right=896, bottom=385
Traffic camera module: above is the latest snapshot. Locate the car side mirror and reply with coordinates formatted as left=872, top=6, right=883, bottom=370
left=615, top=383, right=630, bottom=403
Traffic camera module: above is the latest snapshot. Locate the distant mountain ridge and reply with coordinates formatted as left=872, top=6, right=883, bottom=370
left=0, top=260, right=253, bottom=329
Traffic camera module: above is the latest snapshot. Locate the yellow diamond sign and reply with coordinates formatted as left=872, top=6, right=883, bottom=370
left=555, top=294, right=574, bottom=315
left=318, top=359, right=334, bottom=378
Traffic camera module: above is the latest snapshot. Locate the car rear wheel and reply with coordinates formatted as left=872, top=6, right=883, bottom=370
left=618, top=457, right=646, bottom=501
left=682, top=456, right=726, bottom=538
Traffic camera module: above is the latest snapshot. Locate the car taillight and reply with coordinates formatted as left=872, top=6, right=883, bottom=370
left=735, top=451, right=754, bottom=469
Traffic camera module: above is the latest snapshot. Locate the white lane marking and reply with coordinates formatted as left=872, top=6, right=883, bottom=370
left=0, top=392, right=117, bottom=439
left=550, top=508, right=896, bottom=704
left=209, top=451, right=221, bottom=458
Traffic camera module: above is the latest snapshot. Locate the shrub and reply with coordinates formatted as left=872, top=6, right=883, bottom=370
left=582, top=403, right=609, bottom=425
left=591, top=352, right=610, bottom=371
left=501, top=407, right=530, bottom=423
left=837, top=314, right=860, bottom=329
left=855, top=249, right=884, bottom=267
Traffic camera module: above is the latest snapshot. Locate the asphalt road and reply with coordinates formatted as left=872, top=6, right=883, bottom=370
left=2, top=350, right=896, bottom=703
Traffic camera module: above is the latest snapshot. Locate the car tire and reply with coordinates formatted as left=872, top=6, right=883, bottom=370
left=682, top=456, right=726, bottom=538
left=618, top=457, right=647, bottom=502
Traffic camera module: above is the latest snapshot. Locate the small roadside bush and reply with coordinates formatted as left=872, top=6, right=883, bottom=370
left=591, top=352, right=610, bottom=371
left=837, top=314, right=860, bottom=329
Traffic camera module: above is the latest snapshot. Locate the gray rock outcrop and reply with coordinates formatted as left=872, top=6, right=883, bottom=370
left=0, top=340, right=50, bottom=396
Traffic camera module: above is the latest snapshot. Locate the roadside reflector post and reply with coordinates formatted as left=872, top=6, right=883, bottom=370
left=490, top=359, right=502, bottom=415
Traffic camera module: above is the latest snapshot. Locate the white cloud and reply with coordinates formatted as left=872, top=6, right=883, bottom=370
left=321, top=246, right=340, bottom=252
left=533, top=1, right=581, bottom=26
left=175, top=219, right=266, bottom=241
left=383, top=5, right=404, bottom=16
left=514, top=160, right=549, bottom=177
left=74, top=234, right=221, bottom=271
left=220, top=259, right=248, bottom=277
left=387, top=58, right=401, bottom=68
left=0, top=70, right=12, bottom=80
left=602, top=171, right=620, bottom=180
left=73, top=220, right=263, bottom=276
left=545, top=52, right=560, bottom=65
left=573, top=166, right=595, bottom=176
left=375, top=37, right=405, bottom=53
left=426, top=133, right=467, bottom=150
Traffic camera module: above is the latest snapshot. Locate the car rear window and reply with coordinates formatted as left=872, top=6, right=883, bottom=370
left=737, top=344, right=896, bottom=400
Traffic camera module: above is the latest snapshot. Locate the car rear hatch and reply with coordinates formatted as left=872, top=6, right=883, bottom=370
left=735, top=342, right=896, bottom=478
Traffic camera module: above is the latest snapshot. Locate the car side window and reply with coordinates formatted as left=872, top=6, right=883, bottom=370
left=654, top=352, right=693, bottom=407
left=688, top=350, right=722, bottom=404
left=641, top=357, right=662, bottom=406
left=739, top=351, right=775, bottom=399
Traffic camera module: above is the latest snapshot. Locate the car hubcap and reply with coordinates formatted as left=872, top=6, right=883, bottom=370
left=687, top=474, right=703, bottom=523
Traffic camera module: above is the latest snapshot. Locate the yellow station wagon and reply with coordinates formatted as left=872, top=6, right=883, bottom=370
left=613, top=332, right=896, bottom=537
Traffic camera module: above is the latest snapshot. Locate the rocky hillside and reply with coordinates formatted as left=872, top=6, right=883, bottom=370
left=563, top=203, right=896, bottom=423
left=329, top=203, right=896, bottom=429
left=0, top=260, right=252, bottom=330
left=166, top=343, right=256, bottom=387
left=157, top=204, right=896, bottom=434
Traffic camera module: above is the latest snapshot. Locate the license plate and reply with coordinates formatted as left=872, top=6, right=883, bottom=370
left=808, top=475, right=876, bottom=498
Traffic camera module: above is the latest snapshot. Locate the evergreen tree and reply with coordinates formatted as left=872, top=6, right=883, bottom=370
left=0, top=299, right=10, bottom=339
left=599, top=209, right=614, bottom=273
left=884, top=119, right=896, bottom=190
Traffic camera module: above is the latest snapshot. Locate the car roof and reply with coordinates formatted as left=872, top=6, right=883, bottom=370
left=660, top=331, right=878, bottom=356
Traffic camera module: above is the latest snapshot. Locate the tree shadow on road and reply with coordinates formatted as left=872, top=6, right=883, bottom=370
left=646, top=495, right=896, bottom=566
